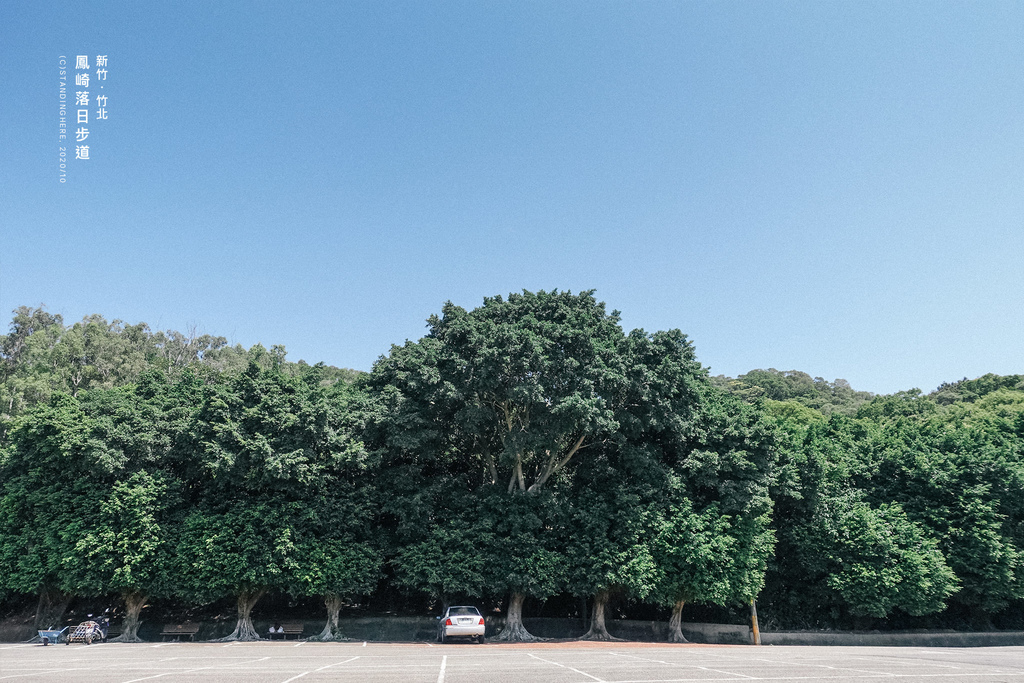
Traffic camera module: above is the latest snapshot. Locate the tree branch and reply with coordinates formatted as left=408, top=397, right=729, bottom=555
left=529, top=433, right=586, bottom=492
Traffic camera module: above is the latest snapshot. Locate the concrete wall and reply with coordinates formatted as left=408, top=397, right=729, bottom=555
left=760, top=630, right=1024, bottom=647
left=136, top=617, right=439, bottom=642
left=141, top=617, right=751, bottom=643
left=9, top=615, right=1023, bottom=646
left=177, top=619, right=1024, bottom=647
left=11, top=617, right=750, bottom=644
left=484, top=617, right=751, bottom=644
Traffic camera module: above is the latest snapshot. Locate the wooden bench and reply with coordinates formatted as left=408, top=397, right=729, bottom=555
left=160, top=623, right=200, bottom=641
left=281, top=622, right=304, bottom=640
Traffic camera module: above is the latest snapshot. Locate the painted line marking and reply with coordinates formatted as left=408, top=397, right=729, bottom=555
left=436, top=654, right=448, bottom=683
left=610, top=652, right=760, bottom=680
left=362, top=641, right=367, bottom=647
left=1, top=670, right=93, bottom=681
left=606, top=675, right=1024, bottom=682
left=528, top=653, right=605, bottom=682
left=118, top=656, right=269, bottom=683
left=278, top=656, right=359, bottom=683
left=845, top=656, right=962, bottom=671
left=294, top=640, right=306, bottom=647
left=755, top=657, right=900, bottom=677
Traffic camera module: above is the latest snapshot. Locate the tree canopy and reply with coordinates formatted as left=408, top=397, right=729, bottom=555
left=1, top=297, right=1022, bottom=639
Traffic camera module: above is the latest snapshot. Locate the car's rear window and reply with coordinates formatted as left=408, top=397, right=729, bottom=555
left=449, top=607, right=480, bottom=616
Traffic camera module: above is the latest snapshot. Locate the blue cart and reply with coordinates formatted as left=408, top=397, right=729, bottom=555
left=37, top=627, right=68, bottom=645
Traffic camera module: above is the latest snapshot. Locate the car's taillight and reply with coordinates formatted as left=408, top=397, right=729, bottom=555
left=445, top=618, right=452, bottom=626
left=478, top=618, right=485, bottom=625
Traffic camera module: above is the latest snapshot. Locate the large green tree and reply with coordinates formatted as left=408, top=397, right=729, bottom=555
left=367, top=291, right=772, bottom=641
left=366, top=290, right=630, bottom=640
left=177, top=358, right=362, bottom=640
left=652, top=497, right=745, bottom=642
left=618, top=334, right=777, bottom=642
left=0, top=394, right=99, bottom=629
left=292, top=382, right=382, bottom=641
left=1, top=372, right=202, bottom=639
left=563, top=465, right=659, bottom=641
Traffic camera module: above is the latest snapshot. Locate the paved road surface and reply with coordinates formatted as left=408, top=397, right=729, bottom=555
left=2, top=640, right=1022, bottom=682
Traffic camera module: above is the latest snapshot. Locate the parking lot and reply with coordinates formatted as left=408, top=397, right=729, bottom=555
left=2, top=641, right=1023, bottom=682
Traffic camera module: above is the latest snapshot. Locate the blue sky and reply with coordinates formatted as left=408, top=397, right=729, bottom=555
left=3, top=1, right=1022, bottom=394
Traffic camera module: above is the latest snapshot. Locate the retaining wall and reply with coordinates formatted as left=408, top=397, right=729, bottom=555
left=7, top=616, right=1023, bottom=646
left=760, top=630, right=1024, bottom=647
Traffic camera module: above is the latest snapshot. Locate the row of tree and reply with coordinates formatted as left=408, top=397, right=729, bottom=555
left=761, top=378, right=1024, bottom=629
left=1, top=294, right=1021, bottom=641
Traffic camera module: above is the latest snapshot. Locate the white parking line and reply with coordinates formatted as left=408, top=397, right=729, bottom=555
left=278, top=655, right=359, bottom=683
left=119, top=656, right=269, bottom=683
left=610, top=652, right=760, bottom=680
left=0, top=669, right=92, bottom=681
left=849, top=655, right=958, bottom=667
left=755, top=656, right=907, bottom=677
left=528, top=653, right=605, bottom=682
left=294, top=640, right=306, bottom=647
left=437, top=654, right=447, bottom=683
left=605, top=676, right=1024, bottom=682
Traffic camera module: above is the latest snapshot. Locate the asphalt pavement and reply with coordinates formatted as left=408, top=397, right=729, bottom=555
left=1, top=640, right=1022, bottom=682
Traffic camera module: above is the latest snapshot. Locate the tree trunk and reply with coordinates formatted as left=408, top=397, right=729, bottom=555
left=216, top=588, right=266, bottom=641
left=34, top=587, right=70, bottom=630
left=315, top=594, right=349, bottom=641
left=667, top=600, right=688, bottom=643
left=580, top=589, right=622, bottom=641
left=110, top=591, right=148, bottom=643
left=493, top=591, right=541, bottom=642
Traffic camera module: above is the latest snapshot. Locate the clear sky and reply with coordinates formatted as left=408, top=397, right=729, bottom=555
left=3, top=1, right=1022, bottom=395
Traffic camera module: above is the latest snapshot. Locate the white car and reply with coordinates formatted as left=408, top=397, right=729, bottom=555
left=437, top=606, right=486, bottom=643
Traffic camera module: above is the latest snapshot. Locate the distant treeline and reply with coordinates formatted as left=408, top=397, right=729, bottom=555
left=0, top=307, right=361, bottom=445
left=1, top=294, right=1021, bottom=642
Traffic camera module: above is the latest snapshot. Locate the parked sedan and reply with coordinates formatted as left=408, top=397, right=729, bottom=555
left=437, top=606, right=486, bottom=643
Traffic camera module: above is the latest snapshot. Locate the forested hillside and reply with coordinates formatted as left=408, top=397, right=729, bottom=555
left=710, top=368, right=875, bottom=415
left=1, top=297, right=1021, bottom=640
left=0, top=306, right=361, bottom=447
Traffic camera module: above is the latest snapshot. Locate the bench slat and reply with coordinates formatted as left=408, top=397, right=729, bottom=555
left=160, top=624, right=200, bottom=641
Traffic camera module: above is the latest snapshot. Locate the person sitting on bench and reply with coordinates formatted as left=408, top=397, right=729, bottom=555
left=268, top=623, right=284, bottom=639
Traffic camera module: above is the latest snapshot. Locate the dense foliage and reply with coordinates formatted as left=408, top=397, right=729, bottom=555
left=754, top=379, right=1024, bottom=630
left=1, top=299, right=1021, bottom=639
